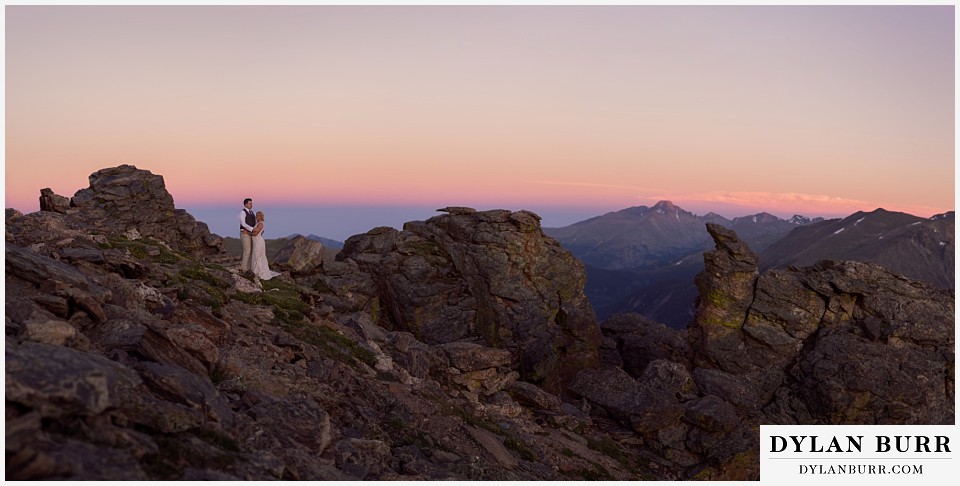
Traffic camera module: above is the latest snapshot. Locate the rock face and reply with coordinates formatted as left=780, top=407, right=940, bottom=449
left=335, top=207, right=601, bottom=392
left=36, top=165, right=222, bottom=256
left=689, top=223, right=761, bottom=373
left=690, top=223, right=953, bottom=390
left=272, top=235, right=325, bottom=274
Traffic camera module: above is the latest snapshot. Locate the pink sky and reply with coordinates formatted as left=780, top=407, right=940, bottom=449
left=5, top=6, right=955, bottom=229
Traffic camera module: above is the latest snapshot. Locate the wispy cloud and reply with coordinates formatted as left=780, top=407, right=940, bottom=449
left=653, top=191, right=949, bottom=218
left=672, top=191, right=871, bottom=208
left=526, top=183, right=950, bottom=218
left=531, top=180, right=659, bottom=192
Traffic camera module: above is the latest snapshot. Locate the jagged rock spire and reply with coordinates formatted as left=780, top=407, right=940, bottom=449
left=689, top=223, right=760, bottom=373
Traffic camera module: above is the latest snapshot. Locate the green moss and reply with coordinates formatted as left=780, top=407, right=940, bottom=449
left=232, top=279, right=377, bottom=369
left=436, top=400, right=501, bottom=435
left=557, top=284, right=577, bottom=304
left=704, top=287, right=738, bottom=307
left=846, top=391, right=872, bottom=420
left=586, top=435, right=631, bottom=471
left=514, top=220, right=539, bottom=233
left=152, top=247, right=183, bottom=264
left=104, top=235, right=184, bottom=264
left=128, top=245, right=149, bottom=259
left=713, top=450, right=759, bottom=480
left=233, top=291, right=262, bottom=306
left=476, top=308, right=501, bottom=349
left=261, top=290, right=311, bottom=315
left=281, top=320, right=376, bottom=369
left=691, top=468, right=715, bottom=480
left=206, top=262, right=227, bottom=272
left=503, top=435, right=536, bottom=462
left=261, top=278, right=299, bottom=293
left=561, top=448, right=575, bottom=457
left=200, top=298, right=222, bottom=313
left=272, top=307, right=308, bottom=327
left=179, top=265, right=230, bottom=290
left=365, top=297, right=381, bottom=324
left=209, top=362, right=230, bottom=384
left=312, top=279, right=332, bottom=293
left=196, top=428, right=241, bottom=453
left=203, top=283, right=228, bottom=303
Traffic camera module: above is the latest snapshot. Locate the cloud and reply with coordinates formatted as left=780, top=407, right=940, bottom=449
left=531, top=180, right=660, bottom=193
left=653, top=191, right=949, bottom=218
left=527, top=182, right=950, bottom=218
left=677, top=191, right=870, bottom=208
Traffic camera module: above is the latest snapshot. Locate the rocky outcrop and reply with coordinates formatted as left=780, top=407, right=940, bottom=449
left=689, top=223, right=760, bottom=373
left=272, top=235, right=325, bottom=274
left=4, top=184, right=651, bottom=481
left=570, top=224, right=954, bottom=479
left=34, top=165, right=222, bottom=256
left=689, top=223, right=953, bottom=398
left=599, top=313, right=691, bottom=375
left=5, top=166, right=953, bottom=481
left=39, top=188, right=72, bottom=214
left=334, top=207, right=601, bottom=392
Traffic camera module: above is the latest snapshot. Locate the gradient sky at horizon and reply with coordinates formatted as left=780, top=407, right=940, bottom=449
left=5, top=5, right=955, bottom=240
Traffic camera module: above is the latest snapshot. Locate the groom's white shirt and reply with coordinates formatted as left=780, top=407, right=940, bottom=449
left=239, top=208, right=257, bottom=232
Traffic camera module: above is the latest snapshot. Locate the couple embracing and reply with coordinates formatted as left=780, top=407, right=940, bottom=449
left=239, top=198, right=281, bottom=280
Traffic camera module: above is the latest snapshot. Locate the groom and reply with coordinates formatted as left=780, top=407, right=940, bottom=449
left=239, top=198, right=258, bottom=272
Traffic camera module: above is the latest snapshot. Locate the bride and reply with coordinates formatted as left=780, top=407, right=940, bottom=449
left=249, top=211, right=282, bottom=280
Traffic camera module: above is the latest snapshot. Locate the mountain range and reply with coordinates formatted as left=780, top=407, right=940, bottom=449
left=761, top=209, right=954, bottom=289
left=543, top=201, right=822, bottom=271
left=546, top=202, right=954, bottom=328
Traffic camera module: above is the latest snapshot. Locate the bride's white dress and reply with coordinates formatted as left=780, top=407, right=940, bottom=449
left=250, top=232, right=281, bottom=280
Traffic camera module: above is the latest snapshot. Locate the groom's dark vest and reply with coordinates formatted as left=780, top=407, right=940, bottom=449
left=242, top=209, right=256, bottom=230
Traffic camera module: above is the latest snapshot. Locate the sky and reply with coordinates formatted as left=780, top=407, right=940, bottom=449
left=4, top=5, right=955, bottom=241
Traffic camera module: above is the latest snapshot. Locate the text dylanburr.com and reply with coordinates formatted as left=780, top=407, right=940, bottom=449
left=761, top=425, right=957, bottom=484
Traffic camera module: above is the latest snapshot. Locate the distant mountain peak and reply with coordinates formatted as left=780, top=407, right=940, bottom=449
left=733, top=212, right=783, bottom=225
left=653, top=200, right=679, bottom=213
left=788, top=215, right=825, bottom=225
left=931, top=211, right=955, bottom=221
left=651, top=201, right=694, bottom=220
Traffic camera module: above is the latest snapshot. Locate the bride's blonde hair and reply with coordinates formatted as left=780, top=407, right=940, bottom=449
left=256, top=211, right=265, bottom=221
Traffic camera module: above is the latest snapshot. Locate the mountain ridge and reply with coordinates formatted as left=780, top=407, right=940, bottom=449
left=760, top=207, right=954, bottom=289
left=550, top=202, right=953, bottom=328
left=543, top=200, right=819, bottom=270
